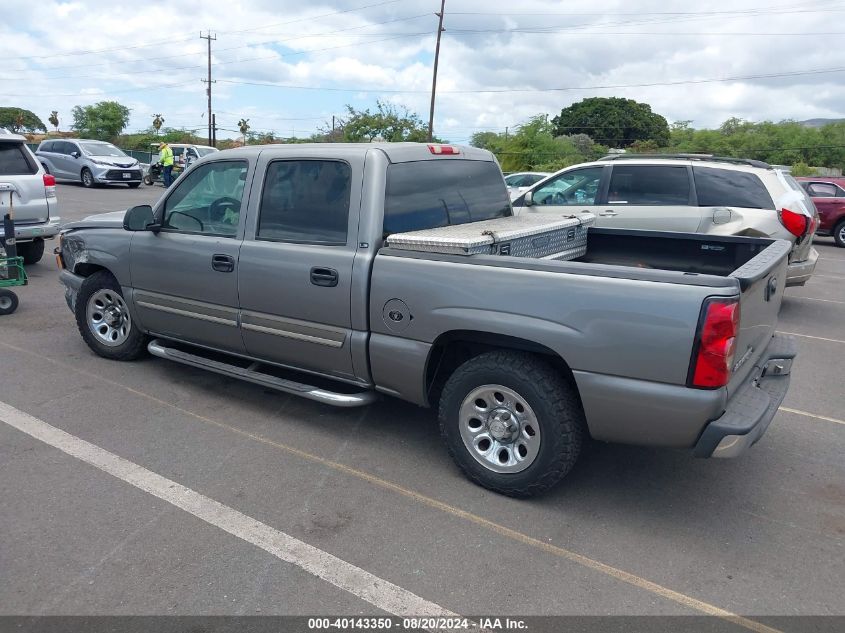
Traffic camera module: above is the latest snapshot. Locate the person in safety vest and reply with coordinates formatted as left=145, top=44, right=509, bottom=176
left=158, top=142, right=174, bottom=187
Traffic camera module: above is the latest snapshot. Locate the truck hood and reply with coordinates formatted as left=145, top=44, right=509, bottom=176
left=63, top=210, right=127, bottom=231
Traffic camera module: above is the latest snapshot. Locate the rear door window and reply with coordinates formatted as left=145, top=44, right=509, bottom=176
left=0, top=142, right=37, bottom=175
left=607, top=165, right=690, bottom=205
left=384, top=160, right=511, bottom=235
left=693, top=167, right=775, bottom=209
left=258, top=160, right=351, bottom=245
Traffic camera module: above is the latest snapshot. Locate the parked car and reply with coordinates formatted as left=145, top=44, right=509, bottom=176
left=796, top=178, right=845, bottom=247
left=36, top=139, right=142, bottom=188
left=56, top=143, right=794, bottom=497
left=512, top=154, right=819, bottom=286
left=0, top=128, right=60, bottom=264
left=504, top=171, right=551, bottom=199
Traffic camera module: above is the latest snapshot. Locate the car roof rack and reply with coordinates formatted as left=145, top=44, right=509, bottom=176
left=598, top=153, right=772, bottom=169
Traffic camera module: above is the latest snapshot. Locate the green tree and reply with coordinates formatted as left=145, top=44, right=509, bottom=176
left=552, top=97, right=670, bottom=148
left=48, top=110, right=59, bottom=132
left=71, top=101, right=130, bottom=140
left=0, top=107, right=47, bottom=133
left=341, top=101, right=432, bottom=142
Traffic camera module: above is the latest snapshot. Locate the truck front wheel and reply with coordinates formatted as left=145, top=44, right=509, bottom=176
left=438, top=350, right=584, bottom=497
left=74, top=270, right=148, bottom=361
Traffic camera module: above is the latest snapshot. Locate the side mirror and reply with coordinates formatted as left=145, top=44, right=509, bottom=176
left=70, top=151, right=80, bottom=159
left=524, top=191, right=534, bottom=206
left=123, top=205, right=158, bottom=232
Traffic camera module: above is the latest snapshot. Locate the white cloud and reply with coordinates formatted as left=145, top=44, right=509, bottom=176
left=3, top=0, right=845, bottom=141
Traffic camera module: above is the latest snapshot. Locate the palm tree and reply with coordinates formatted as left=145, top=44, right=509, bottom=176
left=48, top=110, right=59, bottom=132
left=152, top=113, right=165, bottom=134
left=238, top=118, right=250, bottom=145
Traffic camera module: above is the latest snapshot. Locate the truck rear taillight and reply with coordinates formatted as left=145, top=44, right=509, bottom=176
left=43, top=173, right=56, bottom=198
left=778, top=207, right=807, bottom=238
left=428, top=144, right=459, bottom=155
left=689, top=298, right=740, bottom=389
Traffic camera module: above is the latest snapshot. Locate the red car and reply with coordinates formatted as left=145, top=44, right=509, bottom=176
left=797, top=178, right=845, bottom=247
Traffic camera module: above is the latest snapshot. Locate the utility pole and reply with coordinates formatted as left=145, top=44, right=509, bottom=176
left=427, top=0, right=446, bottom=142
left=212, top=113, right=217, bottom=147
left=200, top=31, right=217, bottom=147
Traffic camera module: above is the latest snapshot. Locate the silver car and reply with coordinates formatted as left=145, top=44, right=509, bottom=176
left=36, top=139, right=142, bottom=188
left=504, top=171, right=551, bottom=200
left=513, top=155, right=819, bottom=286
left=0, top=129, right=60, bottom=264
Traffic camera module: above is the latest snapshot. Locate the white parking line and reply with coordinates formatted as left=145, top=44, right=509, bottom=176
left=0, top=400, right=459, bottom=621
left=779, top=407, right=845, bottom=426
left=785, top=296, right=845, bottom=305
left=778, top=331, right=845, bottom=344
left=810, top=273, right=844, bottom=279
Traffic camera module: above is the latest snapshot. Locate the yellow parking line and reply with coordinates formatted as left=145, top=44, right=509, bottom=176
left=0, top=340, right=781, bottom=633
left=778, top=331, right=845, bottom=344
left=779, top=407, right=845, bottom=426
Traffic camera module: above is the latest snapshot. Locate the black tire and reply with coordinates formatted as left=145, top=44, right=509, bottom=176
left=834, top=220, right=845, bottom=248
left=438, top=350, right=584, bottom=498
left=0, top=289, right=18, bottom=315
left=128, top=182, right=141, bottom=188
left=18, top=239, right=45, bottom=265
left=143, top=174, right=153, bottom=186
left=81, top=167, right=95, bottom=188
left=74, top=270, right=148, bottom=361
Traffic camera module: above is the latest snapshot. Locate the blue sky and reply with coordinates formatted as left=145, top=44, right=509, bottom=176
left=3, top=0, right=845, bottom=143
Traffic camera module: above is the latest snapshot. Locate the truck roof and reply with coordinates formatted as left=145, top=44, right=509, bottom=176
left=221, top=142, right=495, bottom=164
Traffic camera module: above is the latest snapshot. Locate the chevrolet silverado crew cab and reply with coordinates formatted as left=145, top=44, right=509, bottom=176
left=0, top=129, right=60, bottom=264
left=57, top=143, right=795, bottom=497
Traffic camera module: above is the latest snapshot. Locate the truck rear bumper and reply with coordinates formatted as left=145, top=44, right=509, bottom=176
left=785, top=247, right=818, bottom=286
left=693, top=334, right=796, bottom=458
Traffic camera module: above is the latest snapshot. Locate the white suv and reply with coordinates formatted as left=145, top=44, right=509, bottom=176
left=512, top=154, right=819, bottom=286
left=0, top=129, right=60, bottom=264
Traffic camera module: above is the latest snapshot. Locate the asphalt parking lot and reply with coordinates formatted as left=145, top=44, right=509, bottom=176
left=1, top=183, right=843, bottom=630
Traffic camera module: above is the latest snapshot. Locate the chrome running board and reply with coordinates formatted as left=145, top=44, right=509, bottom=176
left=147, top=339, right=378, bottom=408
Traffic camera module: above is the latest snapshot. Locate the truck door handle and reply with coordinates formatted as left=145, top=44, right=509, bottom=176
left=598, top=210, right=619, bottom=217
left=211, top=254, right=235, bottom=273
left=310, top=267, right=339, bottom=287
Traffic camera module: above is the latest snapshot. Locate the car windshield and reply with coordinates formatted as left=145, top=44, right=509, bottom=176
left=80, top=142, right=126, bottom=157
left=196, top=147, right=218, bottom=157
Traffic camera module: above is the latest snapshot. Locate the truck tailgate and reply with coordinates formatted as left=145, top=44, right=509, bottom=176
left=726, top=238, right=791, bottom=396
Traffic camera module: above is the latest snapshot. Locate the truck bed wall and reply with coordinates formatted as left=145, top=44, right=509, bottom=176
left=369, top=251, right=738, bottom=445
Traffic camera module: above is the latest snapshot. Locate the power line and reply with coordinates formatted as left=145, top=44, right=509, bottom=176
left=3, top=81, right=197, bottom=98
left=215, top=64, right=845, bottom=94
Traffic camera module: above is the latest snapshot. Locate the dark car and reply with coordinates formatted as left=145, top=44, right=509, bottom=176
left=797, top=178, right=845, bottom=247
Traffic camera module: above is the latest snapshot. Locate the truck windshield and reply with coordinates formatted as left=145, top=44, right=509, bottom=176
left=384, top=160, right=511, bottom=236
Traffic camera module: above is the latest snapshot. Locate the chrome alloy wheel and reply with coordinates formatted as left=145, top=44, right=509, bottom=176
left=458, top=384, right=541, bottom=474
left=838, top=223, right=845, bottom=245
left=87, top=289, right=132, bottom=347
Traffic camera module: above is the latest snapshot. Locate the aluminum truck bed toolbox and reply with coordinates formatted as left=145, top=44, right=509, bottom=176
left=386, top=213, right=595, bottom=258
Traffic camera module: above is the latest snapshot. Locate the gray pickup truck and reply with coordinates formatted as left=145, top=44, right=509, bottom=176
left=57, top=143, right=796, bottom=497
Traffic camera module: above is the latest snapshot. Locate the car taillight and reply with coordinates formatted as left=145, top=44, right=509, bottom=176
left=689, top=298, right=740, bottom=389
left=43, top=173, right=56, bottom=198
left=778, top=207, right=807, bottom=238
left=428, top=144, right=460, bottom=155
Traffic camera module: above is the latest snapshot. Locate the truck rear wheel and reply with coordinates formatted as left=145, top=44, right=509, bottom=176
left=438, top=350, right=584, bottom=497
left=74, top=270, right=148, bottom=361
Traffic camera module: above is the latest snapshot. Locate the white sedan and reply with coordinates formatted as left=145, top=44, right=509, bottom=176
left=504, top=171, right=551, bottom=200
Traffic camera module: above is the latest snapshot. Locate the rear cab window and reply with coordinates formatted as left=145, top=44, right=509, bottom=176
left=384, top=160, right=511, bottom=236
left=693, top=167, right=775, bottom=209
left=0, top=142, right=38, bottom=175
